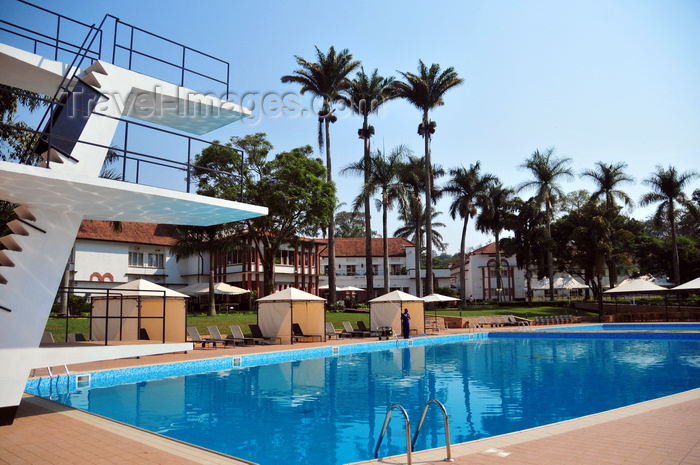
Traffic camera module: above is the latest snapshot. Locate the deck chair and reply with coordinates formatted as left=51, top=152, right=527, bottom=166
left=341, top=321, right=367, bottom=337
left=506, top=315, right=529, bottom=326
left=479, top=316, right=501, bottom=328
left=228, top=325, right=257, bottom=345
left=248, top=324, right=281, bottom=344
left=326, top=322, right=341, bottom=339
left=292, top=323, right=322, bottom=342
left=356, top=320, right=377, bottom=336
left=206, top=326, right=237, bottom=346
left=187, top=326, right=227, bottom=348
left=67, top=333, right=87, bottom=342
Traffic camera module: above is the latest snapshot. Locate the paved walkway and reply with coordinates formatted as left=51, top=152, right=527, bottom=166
left=2, top=325, right=699, bottom=465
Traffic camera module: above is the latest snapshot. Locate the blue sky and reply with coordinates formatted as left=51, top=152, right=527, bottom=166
left=6, top=0, right=700, bottom=254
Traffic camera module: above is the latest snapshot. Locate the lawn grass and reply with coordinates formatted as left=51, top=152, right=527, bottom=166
left=44, top=305, right=593, bottom=342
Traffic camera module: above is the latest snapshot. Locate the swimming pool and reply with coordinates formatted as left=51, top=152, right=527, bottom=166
left=28, top=332, right=700, bottom=465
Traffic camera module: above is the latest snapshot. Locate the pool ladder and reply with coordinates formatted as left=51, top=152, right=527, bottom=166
left=374, top=399, right=453, bottom=464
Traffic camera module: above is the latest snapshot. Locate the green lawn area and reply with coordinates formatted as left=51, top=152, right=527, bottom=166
left=45, top=305, right=593, bottom=342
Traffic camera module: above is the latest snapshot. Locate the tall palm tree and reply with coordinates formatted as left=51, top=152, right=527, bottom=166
left=640, top=165, right=699, bottom=285
left=342, top=146, right=408, bottom=293
left=581, top=161, right=634, bottom=286
left=394, top=207, right=447, bottom=252
left=518, top=147, right=573, bottom=300
left=345, top=68, right=395, bottom=298
left=171, top=224, right=242, bottom=316
left=443, top=162, right=496, bottom=307
left=396, top=155, right=425, bottom=295
left=501, top=197, right=548, bottom=305
left=581, top=161, right=634, bottom=211
left=476, top=183, right=515, bottom=302
left=391, top=61, right=463, bottom=296
left=281, top=46, right=360, bottom=303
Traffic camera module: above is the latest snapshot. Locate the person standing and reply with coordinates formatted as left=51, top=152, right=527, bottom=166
left=400, top=308, right=411, bottom=338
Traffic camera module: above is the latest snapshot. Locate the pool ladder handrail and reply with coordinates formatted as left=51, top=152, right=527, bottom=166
left=374, top=399, right=454, bottom=464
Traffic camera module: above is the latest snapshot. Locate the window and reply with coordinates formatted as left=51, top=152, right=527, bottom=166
left=147, top=253, right=164, bottom=268
left=129, top=251, right=163, bottom=268
left=227, top=250, right=244, bottom=265
left=372, top=265, right=379, bottom=276
left=346, top=265, right=356, bottom=276
left=390, top=264, right=402, bottom=275
left=128, top=251, right=143, bottom=267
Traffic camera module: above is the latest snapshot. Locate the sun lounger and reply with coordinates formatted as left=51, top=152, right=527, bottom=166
left=506, top=315, right=529, bottom=326
left=187, top=326, right=228, bottom=348
left=248, top=324, right=281, bottom=344
left=292, top=323, right=322, bottom=342
left=228, top=325, right=260, bottom=345
left=342, top=321, right=369, bottom=337
left=207, top=326, right=238, bottom=346
left=356, top=321, right=378, bottom=336
left=326, top=322, right=342, bottom=339
left=479, top=316, right=500, bottom=328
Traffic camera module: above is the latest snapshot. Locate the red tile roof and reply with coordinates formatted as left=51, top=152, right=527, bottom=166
left=318, top=237, right=415, bottom=257
left=77, top=220, right=177, bottom=246
left=469, top=242, right=499, bottom=255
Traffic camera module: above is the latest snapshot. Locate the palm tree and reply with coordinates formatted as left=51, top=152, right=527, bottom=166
left=391, top=60, right=463, bottom=296
left=501, top=197, right=547, bottom=305
left=396, top=155, right=425, bottom=295
left=342, top=146, right=408, bottom=293
left=443, top=162, right=496, bottom=307
left=581, top=161, right=634, bottom=286
left=394, top=207, right=447, bottom=252
left=170, top=224, right=242, bottom=316
left=476, top=183, right=515, bottom=302
left=281, top=46, right=360, bottom=304
left=518, top=147, right=573, bottom=300
left=581, top=161, right=634, bottom=211
left=345, top=68, right=395, bottom=298
left=640, top=165, right=699, bottom=285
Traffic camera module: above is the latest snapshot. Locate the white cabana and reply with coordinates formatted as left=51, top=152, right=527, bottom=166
left=91, top=279, right=188, bottom=343
left=257, top=287, right=326, bottom=344
left=369, top=290, right=424, bottom=336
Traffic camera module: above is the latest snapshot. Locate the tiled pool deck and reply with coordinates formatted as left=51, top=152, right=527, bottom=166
left=2, top=323, right=699, bottom=464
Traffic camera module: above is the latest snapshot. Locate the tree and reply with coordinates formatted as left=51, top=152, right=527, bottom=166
left=342, top=145, right=408, bottom=293
left=171, top=224, right=241, bottom=316
left=501, top=197, right=547, bottom=305
left=334, top=210, right=365, bottom=238
left=518, top=147, right=574, bottom=300
left=640, top=165, right=699, bottom=285
left=244, top=145, right=336, bottom=296
left=281, top=46, right=360, bottom=304
left=1, top=85, right=45, bottom=234
left=391, top=61, right=463, bottom=296
left=476, top=183, right=515, bottom=302
left=394, top=207, right=447, bottom=253
left=443, top=162, right=496, bottom=306
left=345, top=68, right=395, bottom=298
left=581, top=161, right=634, bottom=286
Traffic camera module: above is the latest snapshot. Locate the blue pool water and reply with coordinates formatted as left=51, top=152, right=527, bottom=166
left=538, top=324, right=700, bottom=331
left=38, top=335, right=700, bottom=465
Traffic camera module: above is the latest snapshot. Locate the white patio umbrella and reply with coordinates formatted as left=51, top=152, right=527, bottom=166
left=422, top=293, right=459, bottom=302
left=339, top=286, right=364, bottom=292
left=670, top=277, right=700, bottom=291
left=177, top=282, right=249, bottom=296
left=604, top=279, right=667, bottom=294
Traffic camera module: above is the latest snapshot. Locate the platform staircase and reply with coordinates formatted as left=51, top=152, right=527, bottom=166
left=0, top=21, right=109, bottom=311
